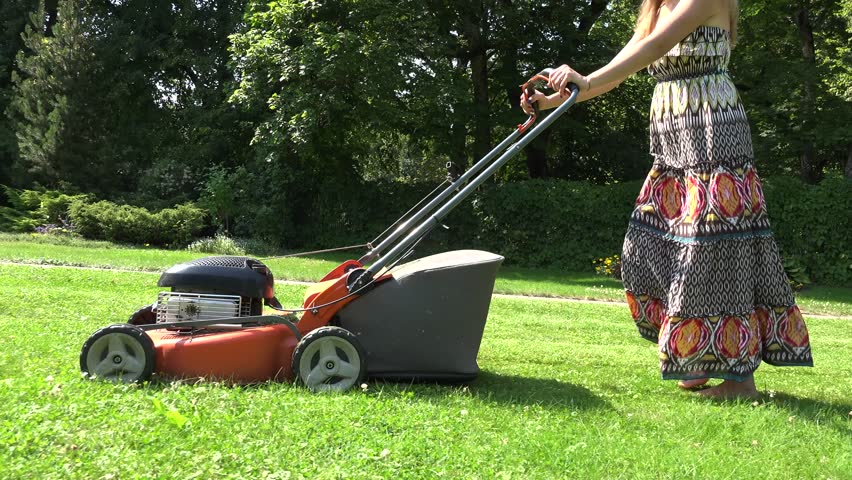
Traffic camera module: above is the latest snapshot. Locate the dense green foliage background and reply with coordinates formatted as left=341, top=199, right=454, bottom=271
left=0, top=0, right=850, bottom=283
left=3, top=175, right=849, bottom=285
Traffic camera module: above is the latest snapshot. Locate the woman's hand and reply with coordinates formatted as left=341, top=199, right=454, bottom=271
left=519, top=89, right=572, bottom=114
left=547, top=64, right=590, bottom=95
left=520, top=89, right=547, bottom=115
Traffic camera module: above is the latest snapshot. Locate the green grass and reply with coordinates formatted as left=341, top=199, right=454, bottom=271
left=0, top=263, right=850, bottom=479
left=1, top=233, right=849, bottom=317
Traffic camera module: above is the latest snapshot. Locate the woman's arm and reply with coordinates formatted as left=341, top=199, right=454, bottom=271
left=548, top=0, right=724, bottom=94
left=526, top=30, right=641, bottom=111
left=533, top=77, right=620, bottom=110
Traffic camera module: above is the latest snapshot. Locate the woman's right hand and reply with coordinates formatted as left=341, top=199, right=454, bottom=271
left=519, top=89, right=565, bottom=115
left=519, top=89, right=546, bottom=115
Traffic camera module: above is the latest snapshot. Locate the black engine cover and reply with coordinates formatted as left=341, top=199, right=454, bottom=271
left=157, top=256, right=275, bottom=299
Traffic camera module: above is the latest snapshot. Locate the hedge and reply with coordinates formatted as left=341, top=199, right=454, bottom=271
left=0, top=186, right=87, bottom=233
left=760, top=175, right=851, bottom=286
left=2, top=176, right=849, bottom=285
left=68, top=200, right=206, bottom=246
left=288, top=176, right=851, bottom=286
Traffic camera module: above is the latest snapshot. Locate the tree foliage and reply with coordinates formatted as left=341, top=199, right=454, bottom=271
left=6, top=0, right=252, bottom=201
left=0, top=0, right=847, bottom=246
left=229, top=0, right=654, bottom=183
left=733, top=0, right=852, bottom=182
left=0, top=0, right=40, bottom=187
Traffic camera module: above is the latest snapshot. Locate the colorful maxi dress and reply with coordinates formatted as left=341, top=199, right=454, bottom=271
left=621, top=26, right=813, bottom=381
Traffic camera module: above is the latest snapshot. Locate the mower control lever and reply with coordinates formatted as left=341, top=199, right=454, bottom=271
left=519, top=68, right=572, bottom=133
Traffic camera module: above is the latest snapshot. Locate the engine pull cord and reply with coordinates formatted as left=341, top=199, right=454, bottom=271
left=259, top=243, right=370, bottom=261
left=259, top=178, right=451, bottom=263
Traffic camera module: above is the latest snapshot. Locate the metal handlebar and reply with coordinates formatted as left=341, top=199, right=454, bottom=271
left=353, top=71, right=581, bottom=287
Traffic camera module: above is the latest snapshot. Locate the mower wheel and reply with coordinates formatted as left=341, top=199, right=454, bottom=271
left=80, top=324, right=156, bottom=383
left=293, top=326, right=366, bottom=392
left=128, top=304, right=156, bottom=326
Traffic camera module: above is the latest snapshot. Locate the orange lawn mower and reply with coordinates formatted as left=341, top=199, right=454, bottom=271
left=79, top=71, right=579, bottom=392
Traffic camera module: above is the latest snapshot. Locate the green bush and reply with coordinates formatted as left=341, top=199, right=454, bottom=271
left=762, top=175, right=851, bottom=285
left=151, top=203, right=207, bottom=245
left=0, top=186, right=88, bottom=232
left=9, top=175, right=847, bottom=285
left=470, top=179, right=640, bottom=271
left=187, top=234, right=246, bottom=255
left=265, top=176, right=849, bottom=286
left=68, top=200, right=206, bottom=246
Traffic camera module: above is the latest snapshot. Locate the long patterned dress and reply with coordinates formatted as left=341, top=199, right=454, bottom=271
left=621, top=26, right=813, bottom=381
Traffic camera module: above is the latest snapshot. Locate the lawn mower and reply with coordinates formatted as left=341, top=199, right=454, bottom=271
left=79, top=71, right=579, bottom=392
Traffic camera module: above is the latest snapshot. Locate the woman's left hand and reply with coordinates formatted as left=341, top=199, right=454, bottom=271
left=548, top=64, right=590, bottom=95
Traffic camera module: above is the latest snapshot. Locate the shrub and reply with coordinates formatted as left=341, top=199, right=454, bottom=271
left=187, top=234, right=246, bottom=255
left=0, top=186, right=87, bottom=232
left=470, top=179, right=639, bottom=271
left=151, top=203, right=207, bottom=246
left=594, top=254, right=622, bottom=279
left=273, top=175, right=849, bottom=286
left=68, top=200, right=206, bottom=246
left=233, top=237, right=281, bottom=257
left=762, top=174, right=851, bottom=285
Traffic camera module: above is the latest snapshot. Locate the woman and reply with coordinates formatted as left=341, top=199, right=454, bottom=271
left=522, top=0, right=813, bottom=398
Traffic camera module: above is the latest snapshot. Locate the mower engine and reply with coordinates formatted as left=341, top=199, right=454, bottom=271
left=129, top=256, right=280, bottom=325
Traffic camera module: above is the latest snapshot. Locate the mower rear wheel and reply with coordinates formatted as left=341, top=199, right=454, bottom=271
left=293, top=326, right=366, bottom=392
left=80, top=324, right=155, bottom=383
left=128, top=304, right=156, bottom=326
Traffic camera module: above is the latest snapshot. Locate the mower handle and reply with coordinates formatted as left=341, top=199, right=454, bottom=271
left=519, top=68, right=578, bottom=133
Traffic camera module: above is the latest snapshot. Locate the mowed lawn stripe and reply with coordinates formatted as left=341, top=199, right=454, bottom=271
left=2, top=234, right=850, bottom=317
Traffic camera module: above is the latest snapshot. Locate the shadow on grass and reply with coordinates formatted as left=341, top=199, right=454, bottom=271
left=768, top=392, right=852, bottom=434
left=363, top=372, right=610, bottom=410
left=463, top=371, right=611, bottom=410
left=132, top=371, right=609, bottom=412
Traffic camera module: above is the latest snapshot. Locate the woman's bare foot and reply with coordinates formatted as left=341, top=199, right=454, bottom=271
left=697, top=376, right=759, bottom=400
left=677, top=378, right=709, bottom=389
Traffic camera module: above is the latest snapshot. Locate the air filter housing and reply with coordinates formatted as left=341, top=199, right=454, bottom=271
left=157, top=256, right=275, bottom=301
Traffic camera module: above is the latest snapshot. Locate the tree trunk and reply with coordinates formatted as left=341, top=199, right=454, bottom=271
left=44, top=0, right=58, bottom=36
left=449, top=58, right=469, bottom=165
left=495, top=0, right=550, bottom=178
left=525, top=130, right=551, bottom=178
left=845, top=144, right=852, bottom=179
left=577, top=0, right=611, bottom=35
left=462, top=4, right=491, bottom=164
left=795, top=3, right=821, bottom=184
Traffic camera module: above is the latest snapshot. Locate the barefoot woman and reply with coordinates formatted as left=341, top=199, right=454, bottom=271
left=522, top=0, right=813, bottom=398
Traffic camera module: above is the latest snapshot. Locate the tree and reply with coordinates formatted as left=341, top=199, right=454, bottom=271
left=8, top=0, right=253, bottom=202
left=230, top=0, right=647, bottom=183
left=0, top=0, right=40, bottom=187
left=230, top=0, right=417, bottom=179
left=734, top=0, right=852, bottom=183
left=10, top=0, right=166, bottom=195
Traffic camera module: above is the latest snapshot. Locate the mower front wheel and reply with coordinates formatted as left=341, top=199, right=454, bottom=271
left=293, top=326, right=366, bottom=392
left=80, top=324, right=156, bottom=383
